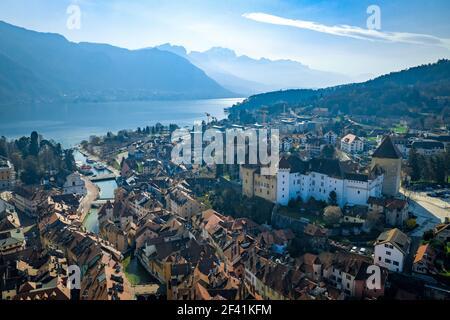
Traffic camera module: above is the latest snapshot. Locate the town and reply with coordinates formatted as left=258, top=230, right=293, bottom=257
left=1, top=104, right=449, bottom=301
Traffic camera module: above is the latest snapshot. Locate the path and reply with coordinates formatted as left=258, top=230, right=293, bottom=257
left=79, top=176, right=100, bottom=222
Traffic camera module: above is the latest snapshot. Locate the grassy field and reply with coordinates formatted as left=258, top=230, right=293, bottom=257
left=392, top=124, right=408, bottom=134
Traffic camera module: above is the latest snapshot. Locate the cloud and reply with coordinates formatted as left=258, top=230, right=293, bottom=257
left=243, top=12, right=450, bottom=49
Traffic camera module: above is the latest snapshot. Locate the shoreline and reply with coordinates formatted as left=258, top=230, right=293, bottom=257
left=76, top=146, right=120, bottom=177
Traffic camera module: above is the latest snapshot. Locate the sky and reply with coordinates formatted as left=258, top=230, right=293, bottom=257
left=0, top=0, right=449, bottom=77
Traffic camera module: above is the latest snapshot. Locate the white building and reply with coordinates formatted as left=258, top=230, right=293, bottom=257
left=63, top=173, right=87, bottom=196
left=275, top=156, right=383, bottom=207
left=374, top=228, right=411, bottom=273
left=341, top=134, right=364, bottom=154
left=412, top=140, right=445, bottom=156
left=324, top=131, right=338, bottom=145
left=0, top=157, right=15, bottom=191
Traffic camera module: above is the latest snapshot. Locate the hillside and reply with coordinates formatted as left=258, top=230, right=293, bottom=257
left=0, top=21, right=233, bottom=104
left=229, top=60, right=450, bottom=118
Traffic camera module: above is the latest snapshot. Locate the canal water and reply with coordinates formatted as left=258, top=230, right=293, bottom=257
left=74, top=150, right=117, bottom=233
left=74, top=150, right=156, bottom=285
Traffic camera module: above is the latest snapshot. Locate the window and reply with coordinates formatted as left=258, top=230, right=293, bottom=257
left=393, top=261, right=399, bottom=266
left=385, top=259, right=391, bottom=264
left=386, top=251, right=391, bottom=256
left=346, top=275, right=351, bottom=280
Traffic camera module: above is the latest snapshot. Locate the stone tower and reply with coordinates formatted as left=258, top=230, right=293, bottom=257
left=371, top=136, right=402, bottom=197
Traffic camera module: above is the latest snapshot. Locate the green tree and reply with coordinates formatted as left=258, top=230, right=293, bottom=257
left=21, top=156, right=41, bottom=185
left=328, top=191, right=338, bottom=206
left=321, top=145, right=336, bottom=159
left=409, top=148, right=421, bottom=181
left=29, top=131, right=40, bottom=157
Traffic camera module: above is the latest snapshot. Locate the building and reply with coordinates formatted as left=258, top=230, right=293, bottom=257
left=374, top=228, right=411, bottom=273
left=0, top=228, right=25, bottom=255
left=371, top=136, right=402, bottom=197
left=433, top=222, right=450, bottom=242
left=165, top=185, right=205, bottom=219
left=341, top=134, right=364, bottom=154
left=324, top=131, right=338, bottom=145
left=240, top=165, right=277, bottom=203
left=63, top=173, right=87, bottom=196
left=413, top=244, right=436, bottom=274
left=368, top=197, right=409, bottom=228
left=412, top=140, right=446, bottom=156
left=0, top=157, right=15, bottom=191
left=242, top=156, right=384, bottom=208
left=12, top=186, right=47, bottom=217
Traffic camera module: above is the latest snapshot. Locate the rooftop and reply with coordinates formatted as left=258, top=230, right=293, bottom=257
left=372, top=136, right=402, bottom=159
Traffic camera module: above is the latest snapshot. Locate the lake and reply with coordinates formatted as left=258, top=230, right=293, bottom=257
left=0, top=98, right=244, bottom=147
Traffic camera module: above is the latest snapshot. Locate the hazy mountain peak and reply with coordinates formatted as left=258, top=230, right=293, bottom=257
left=202, top=47, right=237, bottom=58
left=155, top=42, right=353, bottom=95
left=155, top=43, right=187, bottom=57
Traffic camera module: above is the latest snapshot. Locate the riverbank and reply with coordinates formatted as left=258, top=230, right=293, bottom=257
left=79, top=176, right=100, bottom=222
left=77, top=146, right=120, bottom=177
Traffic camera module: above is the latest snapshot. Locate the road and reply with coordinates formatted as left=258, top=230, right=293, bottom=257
left=401, top=188, right=450, bottom=237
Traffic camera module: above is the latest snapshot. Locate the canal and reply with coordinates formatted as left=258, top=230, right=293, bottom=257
left=74, top=149, right=157, bottom=286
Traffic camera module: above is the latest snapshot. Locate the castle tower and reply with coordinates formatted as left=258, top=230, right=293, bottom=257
left=371, top=136, right=402, bottom=197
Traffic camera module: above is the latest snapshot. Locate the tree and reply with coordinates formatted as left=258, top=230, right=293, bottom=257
left=21, top=156, right=41, bottom=185
left=321, top=145, right=336, bottom=159
left=328, top=191, right=338, bottom=206
left=433, top=156, right=447, bottom=184
left=323, top=206, right=342, bottom=225
left=409, top=148, right=421, bottom=181
left=29, top=131, right=40, bottom=157
left=288, top=198, right=297, bottom=209
left=366, top=211, right=384, bottom=232
left=423, top=230, right=434, bottom=242
left=0, top=137, right=7, bottom=157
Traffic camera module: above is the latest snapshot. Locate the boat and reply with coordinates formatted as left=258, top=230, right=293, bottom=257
left=79, top=165, right=93, bottom=176
left=86, top=158, right=96, bottom=164
left=94, top=163, right=107, bottom=171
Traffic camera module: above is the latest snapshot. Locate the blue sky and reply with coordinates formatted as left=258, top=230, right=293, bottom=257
left=0, top=0, right=449, bottom=77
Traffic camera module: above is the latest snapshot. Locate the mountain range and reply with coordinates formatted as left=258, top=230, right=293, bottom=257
left=156, top=44, right=362, bottom=95
left=0, top=21, right=233, bottom=104
left=228, top=59, right=450, bottom=119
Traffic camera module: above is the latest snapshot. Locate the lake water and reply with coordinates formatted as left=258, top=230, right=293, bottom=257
left=0, top=98, right=244, bottom=147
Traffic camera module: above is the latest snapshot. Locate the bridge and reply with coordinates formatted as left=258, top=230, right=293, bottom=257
left=89, top=174, right=117, bottom=182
